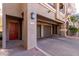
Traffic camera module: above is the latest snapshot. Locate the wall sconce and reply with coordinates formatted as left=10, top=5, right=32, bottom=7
left=31, top=12, right=35, bottom=20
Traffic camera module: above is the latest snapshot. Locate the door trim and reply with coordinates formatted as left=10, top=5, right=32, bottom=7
left=6, top=15, right=23, bottom=40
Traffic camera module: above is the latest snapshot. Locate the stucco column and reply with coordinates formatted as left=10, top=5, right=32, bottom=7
left=60, top=23, right=67, bottom=37
left=41, top=25, right=44, bottom=38
left=23, top=4, right=37, bottom=50
left=51, top=25, right=53, bottom=35
left=2, top=14, right=7, bottom=48
left=2, top=4, right=7, bottom=48
left=57, top=25, right=60, bottom=35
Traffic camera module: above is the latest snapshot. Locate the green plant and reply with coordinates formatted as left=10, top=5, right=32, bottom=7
left=78, top=28, right=79, bottom=32
left=69, top=26, right=78, bottom=35
left=69, top=16, right=78, bottom=27
left=69, top=16, right=79, bottom=36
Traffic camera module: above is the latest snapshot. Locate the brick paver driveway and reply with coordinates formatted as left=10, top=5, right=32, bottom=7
left=37, top=37, right=79, bottom=56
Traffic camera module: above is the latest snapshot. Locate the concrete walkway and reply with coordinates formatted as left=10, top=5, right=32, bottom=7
left=0, top=40, right=46, bottom=56
left=0, top=36, right=79, bottom=56
left=37, top=37, right=79, bottom=56
left=0, top=47, right=46, bottom=56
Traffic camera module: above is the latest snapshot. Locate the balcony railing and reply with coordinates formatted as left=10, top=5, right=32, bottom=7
left=40, top=3, right=56, bottom=13
left=48, top=3, right=56, bottom=9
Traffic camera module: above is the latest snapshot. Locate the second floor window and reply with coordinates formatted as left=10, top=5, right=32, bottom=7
left=59, top=3, right=65, bottom=14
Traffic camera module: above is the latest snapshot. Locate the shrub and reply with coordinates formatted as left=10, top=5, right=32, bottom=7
left=69, top=26, right=78, bottom=35
left=78, top=28, right=79, bottom=32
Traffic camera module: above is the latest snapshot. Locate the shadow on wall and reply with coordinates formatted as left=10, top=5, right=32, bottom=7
left=0, top=32, right=2, bottom=48
left=0, top=32, right=2, bottom=40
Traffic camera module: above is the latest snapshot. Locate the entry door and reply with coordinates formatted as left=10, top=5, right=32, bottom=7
left=9, top=22, right=19, bottom=40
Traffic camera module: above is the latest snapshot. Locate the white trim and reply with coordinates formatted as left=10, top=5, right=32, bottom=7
left=41, top=25, right=44, bottom=38
left=35, top=46, right=51, bottom=56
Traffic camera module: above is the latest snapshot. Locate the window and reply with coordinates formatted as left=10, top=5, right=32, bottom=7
left=59, top=3, right=64, bottom=9
left=59, top=3, right=65, bottom=13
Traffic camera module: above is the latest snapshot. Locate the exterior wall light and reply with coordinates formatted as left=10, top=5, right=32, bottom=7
left=31, top=12, right=35, bottom=20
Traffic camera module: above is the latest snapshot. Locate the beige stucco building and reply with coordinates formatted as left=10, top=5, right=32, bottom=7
left=2, top=3, right=75, bottom=49
left=0, top=16, right=2, bottom=32
left=0, top=5, right=2, bottom=32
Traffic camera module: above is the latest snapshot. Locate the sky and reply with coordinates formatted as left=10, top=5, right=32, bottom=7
left=75, top=2, right=79, bottom=14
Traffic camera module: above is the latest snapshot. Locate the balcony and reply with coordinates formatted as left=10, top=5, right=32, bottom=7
left=55, top=3, right=66, bottom=22
left=47, top=3, right=56, bottom=9
left=40, top=3, right=56, bottom=13
left=59, top=3, right=65, bottom=14
left=40, top=3, right=66, bottom=22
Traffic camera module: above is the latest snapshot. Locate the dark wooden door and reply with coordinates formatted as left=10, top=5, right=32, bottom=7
left=9, top=22, right=19, bottom=40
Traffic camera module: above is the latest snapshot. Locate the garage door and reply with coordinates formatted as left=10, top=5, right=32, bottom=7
left=52, top=25, right=58, bottom=34
left=37, top=25, right=41, bottom=39
left=44, top=25, right=51, bottom=38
